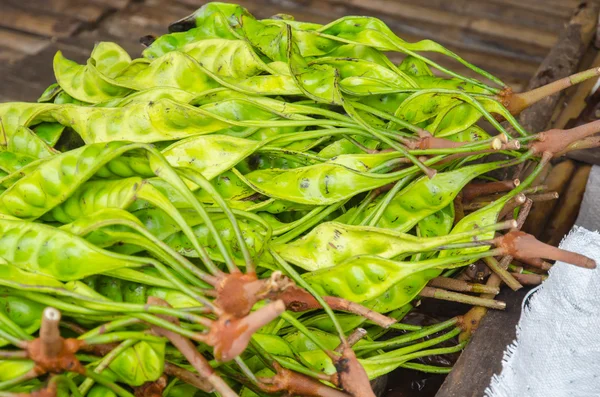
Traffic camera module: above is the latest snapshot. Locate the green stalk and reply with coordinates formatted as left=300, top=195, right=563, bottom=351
left=272, top=251, right=346, bottom=345
left=363, top=175, right=414, bottom=226
left=356, top=318, right=459, bottom=352
left=0, top=326, right=26, bottom=349
left=400, top=362, right=452, bottom=374
left=273, top=200, right=347, bottom=244
left=272, top=206, right=327, bottom=236
left=280, top=312, right=336, bottom=356
left=0, top=312, right=32, bottom=341
left=83, top=368, right=135, bottom=397
left=274, top=356, right=332, bottom=380
left=78, top=339, right=137, bottom=395
left=3, top=285, right=210, bottom=328
left=79, top=318, right=141, bottom=340
left=368, top=340, right=467, bottom=365
left=70, top=217, right=218, bottom=302
left=145, top=146, right=230, bottom=276
left=178, top=168, right=255, bottom=273
left=82, top=331, right=165, bottom=346
left=347, top=190, right=379, bottom=225
left=344, top=99, right=434, bottom=177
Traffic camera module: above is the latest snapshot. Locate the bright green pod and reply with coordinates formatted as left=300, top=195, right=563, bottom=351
left=375, top=160, right=511, bottom=231
left=115, top=51, right=219, bottom=94
left=0, top=142, right=145, bottom=219
left=299, top=312, right=366, bottom=334
left=33, top=122, right=65, bottom=147
left=88, top=385, right=117, bottom=397
left=252, top=333, right=296, bottom=358
left=0, top=102, right=56, bottom=139
left=0, top=360, right=35, bottom=382
left=53, top=48, right=131, bottom=104
left=163, top=214, right=267, bottom=266
left=275, top=219, right=497, bottom=271
left=50, top=99, right=229, bottom=144
left=326, top=151, right=404, bottom=172
left=0, top=150, right=36, bottom=174
left=108, top=340, right=166, bottom=386
left=97, top=87, right=195, bottom=108
left=38, top=83, right=63, bottom=103
left=418, top=204, right=454, bottom=238
left=0, top=219, right=141, bottom=281
left=161, top=134, right=261, bottom=181
left=182, top=39, right=274, bottom=78
left=303, top=255, right=443, bottom=305
left=242, top=164, right=399, bottom=205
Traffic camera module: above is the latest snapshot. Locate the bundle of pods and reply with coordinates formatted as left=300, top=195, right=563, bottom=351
left=0, top=2, right=598, bottom=396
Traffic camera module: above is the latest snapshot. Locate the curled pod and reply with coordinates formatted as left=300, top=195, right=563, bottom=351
left=53, top=47, right=132, bottom=104
left=115, top=51, right=219, bottom=94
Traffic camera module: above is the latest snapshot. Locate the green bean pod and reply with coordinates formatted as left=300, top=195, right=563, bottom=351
left=0, top=142, right=144, bottom=219
left=32, top=122, right=65, bottom=147
left=242, top=163, right=399, bottom=205
left=303, top=255, right=451, bottom=304
left=84, top=275, right=199, bottom=308
left=161, top=134, right=261, bottom=181
left=275, top=218, right=509, bottom=271
left=49, top=100, right=229, bottom=143
left=0, top=102, right=56, bottom=138
left=374, top=160, right=513, bottom=231
left=0, top=219, right=141, bottom=280
left=182, top=39, right=275, bottom=78
left=53, top=49, right=131, bottom=104
left=115, top=51, right=220, bottom=94
left=106, top=339, right=166, bottom=387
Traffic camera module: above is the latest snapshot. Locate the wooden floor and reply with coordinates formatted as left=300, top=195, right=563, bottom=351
left=0, top=0, right=582, bottom=102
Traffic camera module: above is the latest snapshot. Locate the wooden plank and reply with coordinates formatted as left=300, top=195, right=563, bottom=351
left=0, top=46, right=27, bottom=65
left=4, top=0, right=108, bottom=23
left=1, top=44, right=86, bottom=102
left=0, top=73, right=51, bottom=103
left=567, top=148, right=600, bottom=165
left=0, top=28, right=50, bottom=55
left=324, top=0, right=558, bottom=48
left=58, top=29, right=146, bottom=58
left=367, top=0, right=566, bottom=32
left=89, top=0, right=132, bottom=9
left=0, top=3, right=82, bottom=38
left=435, top=288, right=528, bottom=397
left=101, top=0, right=193, bottom=39
left=481, top=0, right=576, bottom=19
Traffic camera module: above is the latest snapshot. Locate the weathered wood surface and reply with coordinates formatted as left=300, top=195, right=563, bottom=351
left=436, top=2, right=599, bottom=396
left=435, top=288, right=529, bottom=397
